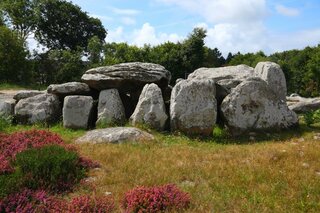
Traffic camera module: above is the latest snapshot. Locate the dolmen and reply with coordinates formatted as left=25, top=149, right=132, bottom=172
left=0, top=61, right=299, bottom=136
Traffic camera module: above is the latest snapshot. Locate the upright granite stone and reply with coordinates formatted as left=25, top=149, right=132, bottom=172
left=0, top=99, right=15, bottom=117
left=47, top=82, right=90, bottom=97
left=130, top=83, right=168, bottom=131
left=63, top=96, right=94, bottom=129
left=96, top=89, right=126, bottom=126
left=170, top=79, right=217, bottom=136
left=15, top=94, right=61, bottom=124
left=221, top=78, right=298, bottom=135
left=254, top=62, right=287, bottom=100
left=13, top=90, right=45, bottom=101
left=76, top=127, right=154, bottom=144
left=81, top=62, right=171, bottom=92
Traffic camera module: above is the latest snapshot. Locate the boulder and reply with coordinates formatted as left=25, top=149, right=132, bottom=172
left=254, top=62, right=287, bottom=100
left=47, top=82, right=91, bottom=97
left=13, top=90, right=45, bottom=101
left=75, top=127, right=154, bottom=144
left=63, top=96, right=94, bottom=129
left=221, top=78, right=298, bottom=135
left=0, top=99, right=15, bottom=117
left=170, top=79, right=217, bottom=136
left=287, top=95, right=320, bottom=113
left=81, top=62, right=171, bottom=92
left=188, top=65, right=254, bottom=100
left=15, top=94, right=61, bottom=124
left=130, top=83, right=168, bottom=131
left=96, top=89, right=126, bottom=126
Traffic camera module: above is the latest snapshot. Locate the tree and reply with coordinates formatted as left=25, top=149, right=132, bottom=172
left=203, top=47, right=225, bottom=67
left=0, top=26, right=30, bottom=83
left=35, top=0, right=107, bottom=50
left=0, top=0, right=38, bottom=41
left=87, top=35, right=104, bottom=66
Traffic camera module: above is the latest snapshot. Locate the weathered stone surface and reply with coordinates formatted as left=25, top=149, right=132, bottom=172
left=47, top=82, right=90, bottom=97
left=287, top=95, right=320, bottom=113
left=15, top=94, right=61, bottom=124
left=96, top=89, right=126, bottom=126
left=13, top=90, right=45, bottom=101
left=63, top=96, right=94, bottom=129
left=221, top=78, right=298, bottom=135
left=75, top=127, right=154, bottom=144
left=130, top=83, right=168, bottom=130
left=81, top=62, right=171, bottom=92
left=254, top=62, right=287, bottom=100
left=0, top=99, right=15, bottom=117
left=170, top=79, right=217, bottom=136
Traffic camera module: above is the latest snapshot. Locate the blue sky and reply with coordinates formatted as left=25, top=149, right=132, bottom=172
left=42, top=0, right=320, bottom=56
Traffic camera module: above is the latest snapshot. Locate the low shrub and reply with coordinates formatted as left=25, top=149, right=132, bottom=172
left=0, top=189, right=67, bottom=213
left=0, top=171, right=23, bottom=198
left=69, top=195, right=115, bottom=213
left=14, top=145, right=86, bottom=192
left=122, top=184, right=191, bottom=212
left=303, top=109, right=320, bottom=127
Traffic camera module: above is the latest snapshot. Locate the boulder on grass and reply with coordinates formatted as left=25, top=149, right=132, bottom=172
left=15, top=94, right=61, bottom=124
left=75, top=127, right=154, bottom=144
left=13, top=90, right=45, bottom=101
left=0, top=99, right=15, bottom=117
left=170, top=79, right=217, bottom=136
left=63, top=96, right=94, bottom=129
left=221, top=78, right=298, bottom=135
left=130, top=83, right=168, bottom=131
left=287, top=95, right=320, bottom=113
left=96, top=89, right=126, bottom=126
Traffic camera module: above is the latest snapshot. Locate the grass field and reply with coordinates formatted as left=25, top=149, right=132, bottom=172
left=1, top=118, right=320, bottom=212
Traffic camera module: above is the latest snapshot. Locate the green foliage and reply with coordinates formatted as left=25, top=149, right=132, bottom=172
left=35, top=0, right=106, bottom=50
left=0, top=171, right=23, bottom=198
left=87, top=35, right=104, bottom=66
left=0, top=0, right=38, bottom=41
left=303, top=109, right=320, bottom=127
left=0, top=26, right=31, bottom=84
left=0, top=115, right=12, bottom=131
left=14, top=145, right=85, bottom=191
left=228, top=51, right=268, bottom=67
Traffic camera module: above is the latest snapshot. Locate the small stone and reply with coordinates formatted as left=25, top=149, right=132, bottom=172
left=105, top=192, right=112, bottom=196
left=302, top=163, right=310, bottom=168
left=181, top=180, right=196, bottom=187
left=298, top=138, right=305, bottom=142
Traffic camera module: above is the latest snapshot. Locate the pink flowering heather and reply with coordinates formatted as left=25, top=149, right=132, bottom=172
left=0, top=189, right=67, bottom=213
left=68, top=195, right=114, bottom=213
left=122, top=184, right=191, bottom=213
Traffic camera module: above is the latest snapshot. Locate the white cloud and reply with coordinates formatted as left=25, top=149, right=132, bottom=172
left=89, top=14, right=113, bottom=22
left=121, top=17, right=136, bottom=25
left=108, top=6, right=140, bottom=16
left=132, top=23, right=183, bottom=46
left=275, top=5, right=300, bottom=17
left=105, top=27, right=125, bottom=43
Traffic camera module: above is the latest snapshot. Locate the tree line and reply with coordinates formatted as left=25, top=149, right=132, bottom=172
left=1, top=0, right=320, bottom=97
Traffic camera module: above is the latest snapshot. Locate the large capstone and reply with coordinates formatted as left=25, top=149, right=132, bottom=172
left=254, top=62, right=287, bottom=100
left=81, top=62, right=171, bottom=92
left=221, top=78, right=298, bottom=135
left=96, top=89, right=126, bottom=126
left=130, top=83, right=168, bottom=131
left=63, top=96, right=94, bottom=129
left=15, top=94, right=61, bottom=124
left=170, top=79, right=217, bottom=136
left=287, top=95, right=320, bottom=113
left=47, top=82, right=91, bottom=97
left=75, top=127, right=154, bottom=144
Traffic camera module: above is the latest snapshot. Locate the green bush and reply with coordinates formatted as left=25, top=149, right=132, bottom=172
left=0, top=171, right=23, bottom=198
left=303, top=109, right=320, bottom=127
left=14, top=145, right=85, bottom=192
left=0, top=115, right=12, bottom=131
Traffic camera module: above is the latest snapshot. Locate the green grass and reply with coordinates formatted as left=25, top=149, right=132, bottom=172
left=1, top=121, right=320, bottom=212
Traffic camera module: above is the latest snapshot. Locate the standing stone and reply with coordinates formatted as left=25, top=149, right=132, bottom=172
left=130, top=83, right=168, bottom=131
left=96, top=89, right=126, bottom=126
left=221, top=78, right=298, bottom=135
left=15, top=94, right=61, bottom=124
left=0, top=99, right=15, bottom=117
left=63, top=96, right=93, bottom=129
left=170, top=79, right=217, bottom=136
left=254, top=62, right=287, bottom=100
